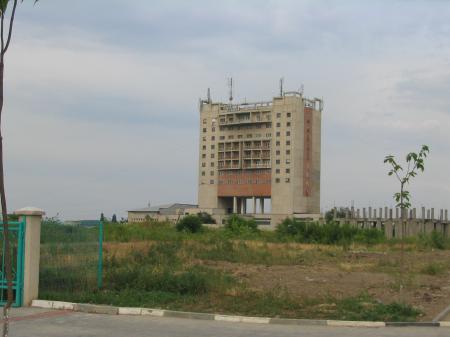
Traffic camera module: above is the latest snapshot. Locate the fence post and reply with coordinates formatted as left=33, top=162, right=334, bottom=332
left=13, top=207, right=44, bottom=306
left=97, top=221, right=104, bottom=289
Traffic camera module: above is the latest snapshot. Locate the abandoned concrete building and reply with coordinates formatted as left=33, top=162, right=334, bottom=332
left=197, top=85, right=323, bottom=227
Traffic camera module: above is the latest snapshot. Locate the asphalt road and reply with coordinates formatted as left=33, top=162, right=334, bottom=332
left=6, top=308, right=450, bottom=337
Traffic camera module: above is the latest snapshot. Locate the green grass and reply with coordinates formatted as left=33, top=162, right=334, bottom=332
left=421, top=262, right=448, bottom=276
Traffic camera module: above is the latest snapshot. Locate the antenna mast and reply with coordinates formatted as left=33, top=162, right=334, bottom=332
left=279, top=77, right=284, bottom=97
left=228, top=77, right=233, bottom=103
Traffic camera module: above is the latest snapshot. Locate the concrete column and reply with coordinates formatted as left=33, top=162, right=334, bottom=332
left=252, top=197, right=256, bottom=214
left=363, top=208, right=366, bottom=219
left=384, top=207, right=388, bottom=220
left=395, top=208, right=399, bottom=219
left=13, top=207, right=45, bottom=306
left=333, top=208, right=337, bottom=220
left=356, top=209, right=360, bottom=219
left=446, top=209, right=448, bottom=222
left=427, top=209, right=430, bottom=219
left=440, top=209, right=444, bottom=221
left=413, top=208, right=416, bottom=219
left=351, top=206, right=355, bottom=218
left=368, top=207, right=372, bottom=219
left=259, top=198, right=264, bottom=214
left=241, top=198, right=245, bottom=214
left=431, top=208, right=435, bottom=220
left=389, top=208, right=393, bottom=219
left=373, top=209, right=377, bottom=219
left=421, top=207, right=425, bottom=220
left=233, top=197, right=237, bottom=214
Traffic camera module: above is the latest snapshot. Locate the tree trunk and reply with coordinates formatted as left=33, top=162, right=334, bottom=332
left=0, top=60, right=13, bottom=337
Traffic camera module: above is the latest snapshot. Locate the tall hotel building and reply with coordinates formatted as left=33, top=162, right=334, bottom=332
left=198, top=87, right=323, bottom=226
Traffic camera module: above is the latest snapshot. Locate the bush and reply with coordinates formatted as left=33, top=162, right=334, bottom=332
left=276, top=218, right=384, bottom=245
left=176, top=215, right=203, bottom=233
left=417, top=231, right=448, bottom=250
left=197, top=212, right=216, bottom=224
left=421, top=262, right=447, bottom=275
left=225, top=215, right=258, bottom=235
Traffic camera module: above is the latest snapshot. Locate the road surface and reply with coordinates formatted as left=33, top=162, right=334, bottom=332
left=5, top=308, right=450, bottom=337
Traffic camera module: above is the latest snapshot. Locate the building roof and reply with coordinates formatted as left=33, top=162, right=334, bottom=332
left=128, top=203, right=198, bottom=213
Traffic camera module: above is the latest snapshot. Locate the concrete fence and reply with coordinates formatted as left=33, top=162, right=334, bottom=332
left=333, top=207, right=449, bottom=239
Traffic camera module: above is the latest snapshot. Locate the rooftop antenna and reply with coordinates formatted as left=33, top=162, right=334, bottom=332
left=207, top=88, right=211, bottom=103
left=279, top=77, right=284, bottom=97
left=228, top=77, right=233, bottom=103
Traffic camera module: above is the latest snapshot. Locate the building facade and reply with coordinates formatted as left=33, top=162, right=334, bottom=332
left=198, top=89, right=323, bottom=226
left=128, top=203, right=198, bottom=223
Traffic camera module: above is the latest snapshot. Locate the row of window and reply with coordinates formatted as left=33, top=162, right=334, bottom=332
left=276, top=122, right=291, bottom=127
left=218, top=179, right=271, bottom=185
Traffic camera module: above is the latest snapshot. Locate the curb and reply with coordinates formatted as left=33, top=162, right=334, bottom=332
left=31, top=300, right=450, bottom=328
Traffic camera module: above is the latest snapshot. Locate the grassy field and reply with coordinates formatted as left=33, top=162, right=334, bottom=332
left=38, top=218, right=450, bottom=322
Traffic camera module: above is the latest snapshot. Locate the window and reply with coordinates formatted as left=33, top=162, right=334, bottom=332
left=220, top=136, right=225, bottom=140
left=211, top=154, right=215, bottom=158
left=203, top=128, right=207, bottom=133
left=238, top=135, right=243, bottom=139
left=203, top=119, right=207, bottom=124
left=202, top=145, right=206, bottom=150
left=211, top=136, right=215, bottom=141
left=210, top=171, right=214, bottom=176
left=211, top=145, right=215, bottom=149
left=277, top=113, right=281, bottom=118
left=276, top=132, right=280, bottom=137
left=201, top=171, right=205, bottom=176
left=286, top=131, right=290, bottom=136
left=286, top=150, right=291, bottom=155
left=276, top=123, right=280, bottom=127
left=275, top=178, right=280, bottom=183
left=266, top=133, right=271, bottom=137
left=287, top=122, right=291, bottom=127
left=286, top=159, right=291, bottom=164
left=202, top=154, right=206, bottom=158
left=210, top=180, right=214, bottom=184
left=202, top=162, right=206, bottom=167
left=276, top=141, right=280, bottom=146
left=287, top=112, right=291, bottom=118
left=276, top=150, right=280, bottom=155
left=229, top=135, right=234, bottom=139
left=276, top=169, right=280, bottom=174
left=202, top=136, right=206, bottom=141
left=211, top=162, right=215, bottom=167
left=276, top=159, right=280, bottom=164
left=212, top=127, right=216, bottom=132
left=286, top=141, right=291, bottom=145
left=285, top=178, right=290, bottom=183
left=286, top=168, right=290, bottom=174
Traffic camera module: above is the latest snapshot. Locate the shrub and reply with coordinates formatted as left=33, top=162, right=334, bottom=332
left=418, top=231, right=448, bottom=250
left=197, top=212, right=216, bottom=224
left=176, top=215, right=203, bottom=233
left=421, top=262, right=447, bottom=275
left=225, top=215, right=258, bottom=235
left=276, top=218, right=384, bottom=245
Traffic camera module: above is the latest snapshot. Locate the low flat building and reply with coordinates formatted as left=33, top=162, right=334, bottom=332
left=128, top=203, right=198, bottom=223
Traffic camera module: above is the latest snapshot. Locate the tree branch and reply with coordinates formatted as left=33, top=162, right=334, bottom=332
left=2, top=0, right=17, bottom=55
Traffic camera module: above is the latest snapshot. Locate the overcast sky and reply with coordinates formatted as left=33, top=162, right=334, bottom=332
left=4, top=0, right=450, bottom=220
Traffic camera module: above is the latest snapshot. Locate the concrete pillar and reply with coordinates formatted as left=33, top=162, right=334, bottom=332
left=260, top=198, right=264, bottom=214
left=373, top=209, right=377, bottom=219
left=431, top=208, right=435, bottom=220
left=421, top=207, right=425, bottom=220
left=333, top=208, right=337, bottom=220
left=368, top=207, right=372, bottom=219
left=252, top=197, right=256, bottom=214
left=356, top=209, right=360, bottom=219
left=389, top=208, right=393, bottom=219
left=446, top=210, right=448, bottom=222
left=363, top=208, right=366, bottom=219
left=440, top=209, right=444, bottom=221
left=427, top=209, right=430, bottom=219
left=413, top=208, right=416, bottom=219
left=13, top=207, right=45, bottom=306
left=233, top=197, right=237, bottom=214
left=395, top=208, right=399, bottom=219
left=384, top=207, right=388, bottom=220
left=241, top=198, right=246, bottom=214
left=351, top=206, right=355, bottom=218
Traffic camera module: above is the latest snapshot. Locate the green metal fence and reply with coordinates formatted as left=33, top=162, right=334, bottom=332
left=0, top=220, right=25, bottom=307
left=39, top=220, right=103, bottom=297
